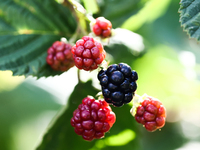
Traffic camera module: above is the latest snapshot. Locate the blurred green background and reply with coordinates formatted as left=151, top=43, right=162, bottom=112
left=1, top=0, right=200, bottom=149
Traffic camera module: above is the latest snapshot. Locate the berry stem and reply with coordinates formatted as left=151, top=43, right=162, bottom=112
left=95, top=91, right=104, bottom=100
left=62, top=0, right=88, bottom=38
left=64, top=0, right=95, bottom=39
left=77, top=68, right=81, bottom=83
left=98, top=60, right=108, bottom=70
left=67, top=0, right=95, bottom=22
left=130, top=94, right=143, bottom=116
left=68, top=27, right=80, bottom=44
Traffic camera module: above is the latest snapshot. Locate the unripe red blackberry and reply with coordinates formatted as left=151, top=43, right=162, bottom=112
left=92, top=17, right=112, bottom=38
left=134, top=96, right=166, bottom=132
left=70, top=96, right=116, bottom=141
left=46, top=41, right=74, bottom=71
left=71, top=36, right=106, bottom=71
left=98, top=63, right=138, bottom=107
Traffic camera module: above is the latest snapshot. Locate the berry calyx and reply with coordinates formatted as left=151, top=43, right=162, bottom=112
left=98, top=63, right=138, bottom=107
left=92, top=17, right=112, bottom=38
left=134, top=96, right=166, bottom=132
left=46, top=41, right=74, bottom=71
left=71, top=36, right=106, bottom=71
left=70, top=96, right=116, bottom=141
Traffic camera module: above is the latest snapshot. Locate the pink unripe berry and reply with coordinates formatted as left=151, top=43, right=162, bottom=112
left=46, top=41, right=74, bottom=71
left=135, top=96, right=166, bottom=132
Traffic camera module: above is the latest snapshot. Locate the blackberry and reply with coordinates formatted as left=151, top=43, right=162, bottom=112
left=71, top=36, right=106, bottom=71
left=135, top=96, right=166, bottom=132
left=46, top=41, right=74, bottom=71
left=92, top=17, right=112, bottom=38
left=70, top=96, right=116, bottom=141
left=98, top=63, right=138, bottom=107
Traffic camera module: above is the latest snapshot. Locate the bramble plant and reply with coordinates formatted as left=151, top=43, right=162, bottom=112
left=1, top=0, right=200, bottom=150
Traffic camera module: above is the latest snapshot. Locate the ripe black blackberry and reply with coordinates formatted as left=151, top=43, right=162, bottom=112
left=98, top=63, right=138, bottom=107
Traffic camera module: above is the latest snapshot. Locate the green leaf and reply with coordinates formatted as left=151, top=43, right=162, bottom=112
left=104, top=28, right=145, bottom=65
left=179, top=0, right=200, bottom=41
left=0, top=0, right=77, bottom=78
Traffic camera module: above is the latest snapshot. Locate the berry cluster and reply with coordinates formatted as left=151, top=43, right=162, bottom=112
left=46, top=41, right=74, bottom=71
left=71, top=36, right=106, bottom=71
left=134, top=96, right=166, bottom=132
left=70, top=97, right=116, bottom=141
left=49, top=16, right=167, bottom=140
left=98, top=63, right=138, bottom=107
left=92, top=17, right=112, bottom=38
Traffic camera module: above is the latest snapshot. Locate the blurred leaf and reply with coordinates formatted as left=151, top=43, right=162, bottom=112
left=0, top=130, right=13, bottom=150
left=141, top=122, right=187, bottom=150
left=97, top=0, right=141, bottom=27
left=103, top=129, right=136, bottom=146
left=0, top=0, right=77, bottom=78
left=179, top=0, right=200, bottom=41
left=0, top=71, right=24, bottom=91
left=134, top=0, right=200, bottom=64
left=0, top=81, right=61, bottom=124
left=134, top=0, right=184, bottom=47
left=104, top=28, right=145, bottom=65
left=134, top=0, right=200, bottom=57
left=121, top=0, right=171, bottom=31
left=0, top=80, right=61, bottom=150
